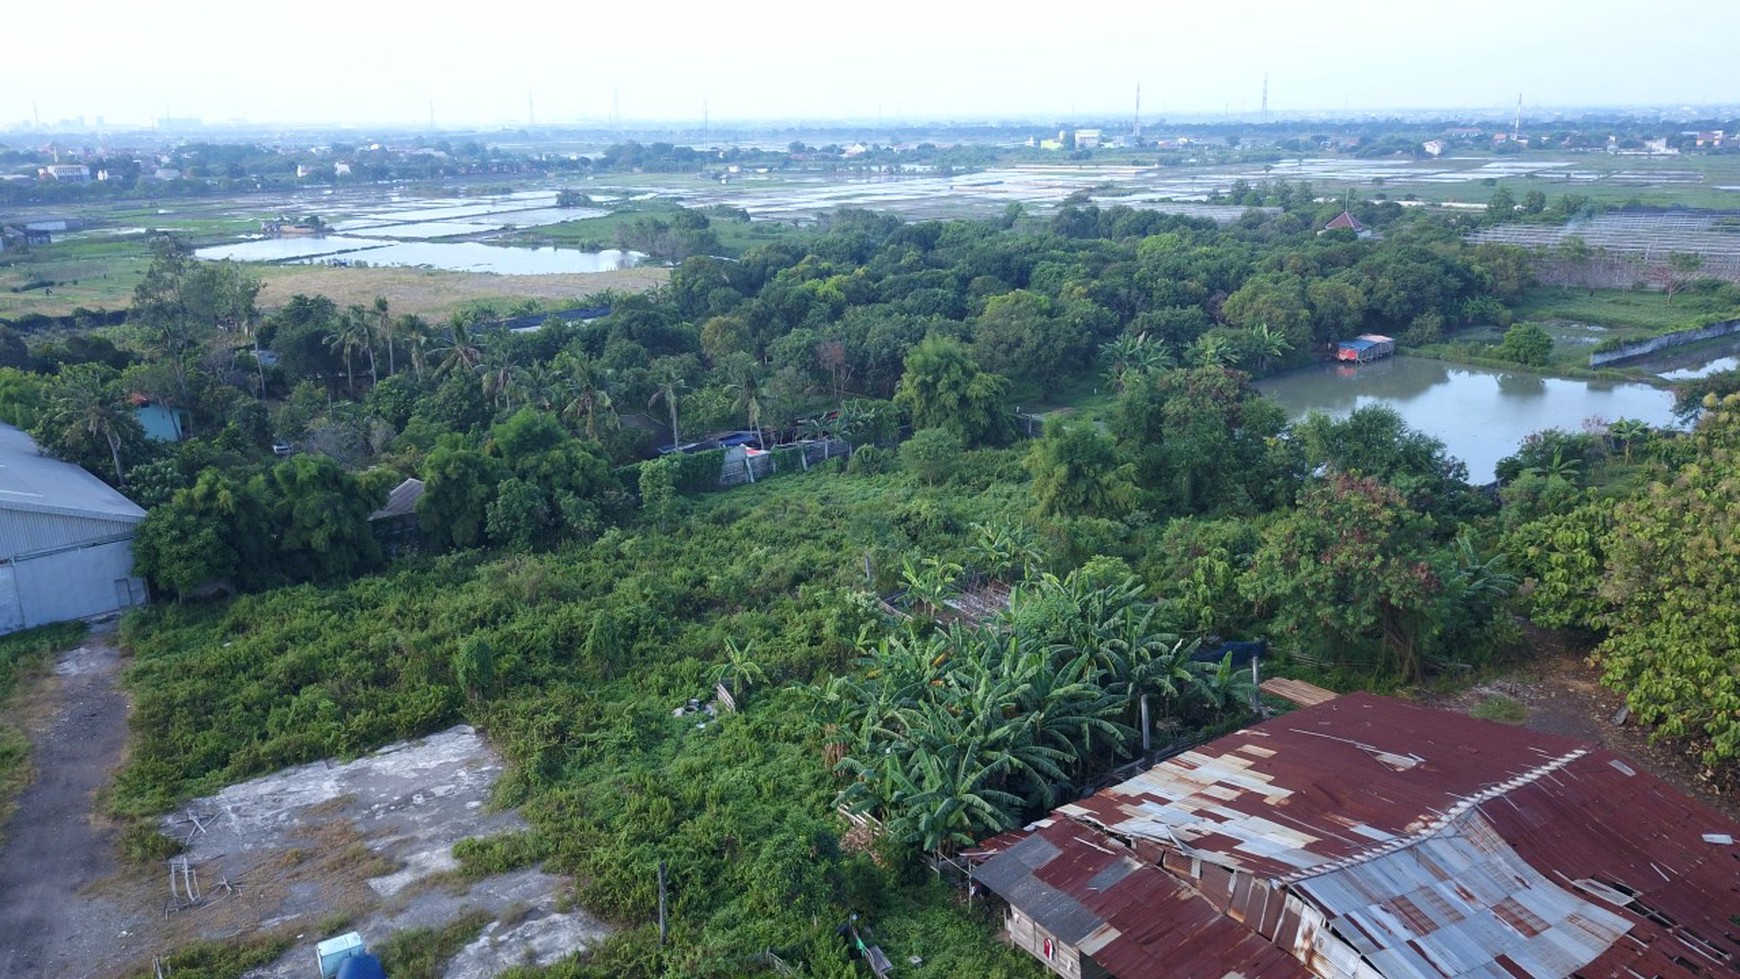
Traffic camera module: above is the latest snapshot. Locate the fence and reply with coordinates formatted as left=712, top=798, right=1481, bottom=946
left=717, top=439, right=851, bottom=487
left=1589, top=317, right=1740, bottom=366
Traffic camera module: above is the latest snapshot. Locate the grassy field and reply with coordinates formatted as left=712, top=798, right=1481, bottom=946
left=1514, top=286, right=1736, bottom=332
left=509, top=201, right=812, bottom=257
left=255, top=263, right=668, bottom=320
left=0, top=238, right=153, bottom=318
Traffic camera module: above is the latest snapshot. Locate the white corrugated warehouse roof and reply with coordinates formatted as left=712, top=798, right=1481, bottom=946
left=0, top=424, right=146, bottom=523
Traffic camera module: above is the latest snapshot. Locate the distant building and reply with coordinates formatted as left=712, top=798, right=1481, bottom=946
left=39, top=164, right=89, bottom=182
left=0, top=424, right=148, bottom=633
left=1420, top=138, right=1446, bottom=157
left=1335, top=333, right=1395, bottom=363
left=1319, top=211, right=1376, bottom=239
left=1073, top=129, right=1102, bottom=149
left=971, top=692, right=1740, bottom=979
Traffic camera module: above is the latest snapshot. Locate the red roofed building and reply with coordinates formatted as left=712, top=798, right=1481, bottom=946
left=972, top=693, right=1740, bottom=979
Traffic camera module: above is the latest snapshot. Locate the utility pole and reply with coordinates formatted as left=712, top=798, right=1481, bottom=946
left=1134, top=83, right=1142, bottom=137
left=1513, top=92, right=1523, bottom=142
left=528, top=92, right=535, bottom=127
left=1261, top=73, right=1269, bottom=117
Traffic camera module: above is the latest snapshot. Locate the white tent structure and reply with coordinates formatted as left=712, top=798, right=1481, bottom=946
left=0, top=424, right=148, bottom=632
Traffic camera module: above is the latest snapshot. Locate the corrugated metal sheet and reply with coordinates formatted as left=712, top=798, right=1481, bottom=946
left=368, top=478, right=425, bottom=521
left=1483, top=750, right=1740, bottom=979
left=1060, top=694, right=1593, bottom=880
left=1295, top=810, right=1630, bottom=979
left=975, top=821, right=1307, bottom=979
left=0, top=423, right=146, bottom=531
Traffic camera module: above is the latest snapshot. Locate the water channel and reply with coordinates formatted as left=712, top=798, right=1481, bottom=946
left=1256, top=356, right=1681, bottom=483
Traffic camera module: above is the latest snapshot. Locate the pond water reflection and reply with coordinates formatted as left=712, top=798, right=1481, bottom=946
left=1257, top=356, right=1680, bottom=483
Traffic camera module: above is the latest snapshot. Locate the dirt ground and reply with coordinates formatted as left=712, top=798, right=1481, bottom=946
left=0, top=626, right=607, bottom=979
left=1425, top=628, right=1740, bottom=824
left=0, top=623, right=146, bottom=977
left=254, top=263, right=668, bottom=321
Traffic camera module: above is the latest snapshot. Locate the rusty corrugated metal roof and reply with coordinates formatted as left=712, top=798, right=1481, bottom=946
left=1294, top=809, right=1631, bottom=978
left=1060, top=693, right=1593, bottom=880
left=1028, top=693, right=1740, bottom=979
left=974, top=820, right=1308, bottom=979
left=1481, top=749, right=1740, bottom=979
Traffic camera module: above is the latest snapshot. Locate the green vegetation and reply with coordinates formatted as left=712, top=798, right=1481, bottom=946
left=373, top=910, right=493, bottom=979
left=6, top=169, right=1737, bottom=974
left=1470, top=695, right=1530, bottom=725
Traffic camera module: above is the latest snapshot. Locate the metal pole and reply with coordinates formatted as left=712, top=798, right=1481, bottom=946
left=657, top=860, right=668, bottom=946
left=1140, top=694, right=1151, bottom=755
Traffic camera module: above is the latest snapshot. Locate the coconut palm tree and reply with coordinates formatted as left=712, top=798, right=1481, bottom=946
left=397, top=314, right=434, bottom=382
left=373, top=297, right=395, bottom=376
left=433, top=320, right=483, bottom=379
left=729, top=368, right=768, bottom=448
left=41, top=365, right=130, bottom=485
left=323, top=310, right=373, bottom=396
left=648, top=361, right=687, bottom=450
left=555, top=353, right=616, bottom=440
left=1101, top=332, right=1172, bottom=392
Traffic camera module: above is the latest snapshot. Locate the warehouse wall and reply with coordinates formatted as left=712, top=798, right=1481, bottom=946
left=3, top=538, right=147, bottom=631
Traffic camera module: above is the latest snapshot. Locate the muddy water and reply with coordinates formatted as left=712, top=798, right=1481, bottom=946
left=1257, top=356, right=1679, bottom=483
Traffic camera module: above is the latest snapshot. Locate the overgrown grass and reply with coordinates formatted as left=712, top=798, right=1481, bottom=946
left=1513, top=287, right=1736, bottom=334
left=115, top=464, right=1043, bottom=979
left=373, top=910, right=493, bottom=979
left=150, top=931, right=295, bottom=979
left=1470, top=694, right=1530, bottom=725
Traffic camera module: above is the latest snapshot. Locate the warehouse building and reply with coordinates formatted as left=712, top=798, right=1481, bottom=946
left=0, top=424, right=148, bottom=633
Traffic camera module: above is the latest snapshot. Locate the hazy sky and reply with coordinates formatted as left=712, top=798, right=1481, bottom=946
left=9, top=0, right=1736, bottom=128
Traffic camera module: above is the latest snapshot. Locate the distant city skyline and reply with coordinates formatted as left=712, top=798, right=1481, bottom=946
left=7, top=0, right=1736, bottom=130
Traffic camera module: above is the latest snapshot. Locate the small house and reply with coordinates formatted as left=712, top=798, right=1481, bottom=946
left=1334, top=333, right=1394, bottom=363
left=1319, top=210, right=1374, bottom=238
left=368, top=477, right=424, bottom=558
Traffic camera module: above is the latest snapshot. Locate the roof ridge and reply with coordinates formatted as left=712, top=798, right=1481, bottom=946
left=1273, top=746, right=1590, bottom=886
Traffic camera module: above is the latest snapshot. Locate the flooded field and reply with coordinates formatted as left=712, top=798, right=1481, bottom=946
left=1258, top=356, right=1680, bottom=483
left=197, top=235, right=640, bottom=274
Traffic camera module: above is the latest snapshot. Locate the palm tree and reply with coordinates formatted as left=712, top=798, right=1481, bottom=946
left=373, top=297, right=395, bottom=376
left=556, top=353, right=616, bottom=440
left=433, top=320, right=483, bottom=379
left=347, top=304, right=379, bottom=387
left=324, top=311, right=373, bottom=396
left=42, top=365, right=130, bottom=485
left=397, top=314, right=434, bottom=382
left=480, top=344, right=519, bottom=412
left=648, top=362, right=687, bottom=450
left=729, top=368, right=768, bottom=448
